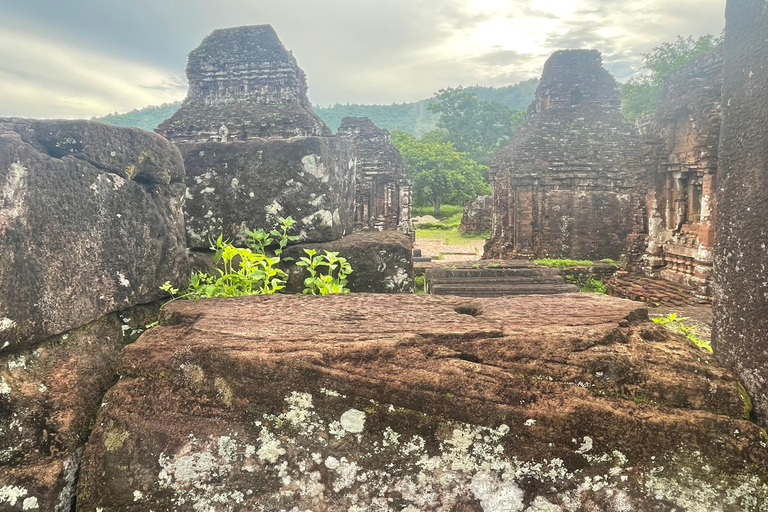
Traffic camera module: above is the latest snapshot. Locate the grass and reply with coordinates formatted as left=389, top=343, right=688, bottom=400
left=534, top=258, right=594, bottom=268
left=414, top=207, right=486, bottom=246
left=415, top=227, right=486, bottom=245
left=412, top=204, right=463, bottom=220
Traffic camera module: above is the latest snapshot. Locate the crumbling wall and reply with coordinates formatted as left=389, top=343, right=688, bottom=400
left=484, top=50, right=644, bottom=261
left=713, top=0, right=768, bottom=428
left=637, top=47, right=723, bottom=300
left=459, top=195, right=492, bottom=235
left=0, top=119, right=189, bottom=511
left=337, top=117, right=414, bottom=239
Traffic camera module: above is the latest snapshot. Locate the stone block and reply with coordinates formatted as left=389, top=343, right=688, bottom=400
left=181, top=137, right=356, bottom=248
left=0, top=119, right=189, bottom=350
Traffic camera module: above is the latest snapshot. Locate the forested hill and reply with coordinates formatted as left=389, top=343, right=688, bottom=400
left=93, top=78, right=538, bottom=135
left=96, top=102, right=183, bottom=132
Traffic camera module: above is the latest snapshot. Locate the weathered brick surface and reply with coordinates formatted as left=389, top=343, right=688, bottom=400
left=337, top=117, right=413, bottom=238
left=485, top=50, right=644, bottom=261
left=635, top=48, right=723, bottom=300
left=156, top=25, right=331, bottom=142
left=713, top=0, right=768, bottom=429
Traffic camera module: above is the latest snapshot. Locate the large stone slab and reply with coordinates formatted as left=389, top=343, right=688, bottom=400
left=0, top=303, right=161, bottom=512
left=77, top=294, right=768, bottom=511
left=714, top=0, right=768, bottom=428
left=180, top=137, right=356, bottom=248
left=0, top=119, right=189, bottom=350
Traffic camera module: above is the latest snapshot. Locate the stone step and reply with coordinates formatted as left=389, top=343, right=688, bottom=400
left=430, top=283, right=579, bottom=297
left=428, top=276, right=567, bottom=286
left=427, top=268, right=561, bottom=279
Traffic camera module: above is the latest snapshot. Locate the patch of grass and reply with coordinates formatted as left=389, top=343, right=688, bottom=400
left=534, top=258, right=594, bottom=268
left=579, top=277, right=607, bottom=294
left=651, top=313, right=713, bottom=353
left=415, top=227, right=486, bottom=245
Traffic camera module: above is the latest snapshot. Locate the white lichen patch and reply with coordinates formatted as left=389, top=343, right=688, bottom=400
left=139, top=390, right=768, bottom=511
left=22, top=496, right=39, bottom=510
left=0, top=317, right=17, bottom=332
left=301, top=155, right=329, bottom=182
left=0, top=485, right=28, bottom=507
left=340, top=409, right=366, bottom=433
left=301, top=210, right=334, bottom=228
left=116, top=272, right=130, bottom=288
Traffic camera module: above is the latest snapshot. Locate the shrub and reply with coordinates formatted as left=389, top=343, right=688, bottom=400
left=579, top=277, right=607, bottom=294
left=161, top=217, right=354, bottom=300
left=296, top=249, right=353, bottom=295
left=414, top=275, right=425, bottom=294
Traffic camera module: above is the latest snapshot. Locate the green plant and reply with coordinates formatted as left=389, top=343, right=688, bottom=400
left=161, top=217, right=298, bottom=300
left=534, top=258, right=594, bottom=268
left=487, top=262, right=501, bottom=268
left=414, top=275, right=425, bottom=294
left=579, top=277, right=607, bottom=294
left=600, top=258, right=617, bottom=266
left=651, top=313, right=713, bottom=353
left=472, top=263, right=480, bottom=269
left=296, top=249, right=353, bottom=295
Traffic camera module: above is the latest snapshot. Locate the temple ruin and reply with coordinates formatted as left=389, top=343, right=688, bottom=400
left=156, top=25, right=330, bottom=142
left=631, top=47, right=723, bottom=301
left=484, top=50, right=644, bottom=261
left=337, top=117, right=414, bottom=238
left=157, top=25, right=357, bottom=246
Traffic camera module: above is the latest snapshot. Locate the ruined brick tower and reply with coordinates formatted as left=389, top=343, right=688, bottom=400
left=484, top=50, right=643, bottom=260
left=636, top=47, right=723, bottom=299
left=337, top=117, right=414, bottom=239
left=157, top=25, right=331, bottom=142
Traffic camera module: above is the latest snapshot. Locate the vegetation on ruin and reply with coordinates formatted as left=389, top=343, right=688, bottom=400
left=651, top=313, right=713, bottom=353
left=296, top=249, right=352, bottom=295
left=414, top=275, right=425, bottom=294
left=392, top=130, right=489, bottom=213
left=579, top=277, right=607, bottom=294
left=534, top=258, right=594, bottom=268
left=161, top=217, right=353, bottom=300
left=620, top=34, right=723, bottom=121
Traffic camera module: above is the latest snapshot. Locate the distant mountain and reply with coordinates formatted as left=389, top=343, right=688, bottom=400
left=93, top=78, right=539, bottom=136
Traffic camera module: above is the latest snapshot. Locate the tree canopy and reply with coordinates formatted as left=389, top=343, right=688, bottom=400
left=620, top=34, right=723, bottom=122
left=427, top=87, right=525, bottom=166
left=391, top=130, right=490, bottom=213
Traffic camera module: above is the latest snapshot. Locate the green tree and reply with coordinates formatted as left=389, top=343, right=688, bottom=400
left=427, top=87, right=524, bottom=166
left=392, top=130, right=490, bottom=213
left=621, top=34, right=723, bottom=121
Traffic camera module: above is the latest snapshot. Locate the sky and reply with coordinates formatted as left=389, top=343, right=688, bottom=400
left=0, top=0, right=725, bottom=119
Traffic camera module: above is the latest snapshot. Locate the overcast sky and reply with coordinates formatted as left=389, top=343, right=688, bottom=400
left=0, top=0, right=725, bottom=119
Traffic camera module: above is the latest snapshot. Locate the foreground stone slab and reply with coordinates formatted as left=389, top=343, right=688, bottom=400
left=0, top=303, right=161, bottom=512
left=77, top=294, right=768, bottom=511
left=0, top=119, right=189, bottom=349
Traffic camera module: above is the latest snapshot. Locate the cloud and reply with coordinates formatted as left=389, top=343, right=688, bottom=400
left=0, top=28, right=185, bottom=118
left=0, top=0, right=725, bottom=118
